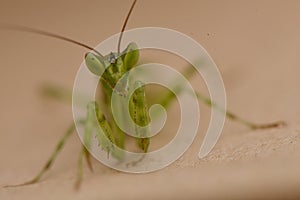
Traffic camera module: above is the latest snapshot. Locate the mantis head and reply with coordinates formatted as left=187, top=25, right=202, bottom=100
left=85, top=42, right=139, bottom=76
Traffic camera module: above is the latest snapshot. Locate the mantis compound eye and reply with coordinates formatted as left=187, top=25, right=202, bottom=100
left=123, top=42, right=139, bottom=70
left=85, top=52, right=106, bottom=76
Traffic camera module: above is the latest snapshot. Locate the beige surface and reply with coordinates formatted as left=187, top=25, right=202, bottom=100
left=1, top=0, right=300, bottom=199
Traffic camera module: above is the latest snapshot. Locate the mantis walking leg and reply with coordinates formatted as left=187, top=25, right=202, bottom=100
left=193, top=92, right=285, bottom=129
left=4, top=123, right=76, bottom=187
left=158, top=64, right=285, bottom=129
left=74, top=146, right=85, bottom=190
left=73, top=101, right=101, bottom=190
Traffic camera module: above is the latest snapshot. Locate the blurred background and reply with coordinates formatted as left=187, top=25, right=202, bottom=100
left=1, top=0, right=300, bottom=199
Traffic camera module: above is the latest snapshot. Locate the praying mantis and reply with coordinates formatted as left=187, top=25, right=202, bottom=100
left=1, top=0, right=285, bottom=189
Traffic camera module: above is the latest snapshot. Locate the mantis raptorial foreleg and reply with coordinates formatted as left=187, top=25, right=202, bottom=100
left=87, top=101, right=125, bottom=160
left=130, top=81, right=150, bottom=152
left=65, top=101, right=126, bottom=189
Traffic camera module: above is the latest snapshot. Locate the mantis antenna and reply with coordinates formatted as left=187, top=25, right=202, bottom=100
left=117, top=0, right=138, bottom=56
left=0, top=0, right=138, bottom=57
left=0, top=24, right=102, bottom=56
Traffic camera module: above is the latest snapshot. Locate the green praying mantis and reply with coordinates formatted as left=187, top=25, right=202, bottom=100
left=2, top=0, right=285, bottom=189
